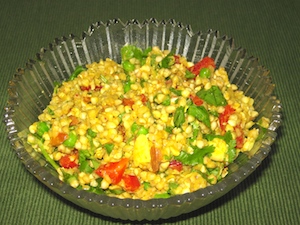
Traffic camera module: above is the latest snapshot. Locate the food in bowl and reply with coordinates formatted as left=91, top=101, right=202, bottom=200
left=26, top=44, right=270, bottom=200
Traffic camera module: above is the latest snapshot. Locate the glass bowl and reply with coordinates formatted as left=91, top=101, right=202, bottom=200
left=4, top=18, right=282, bottom=221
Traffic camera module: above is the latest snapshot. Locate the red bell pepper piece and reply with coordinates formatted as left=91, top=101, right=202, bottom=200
left=234, top=125, right=244, bottom=149
left=80, top=85, right=102, bottom=91
left=190, top=94, right=203, bottom=106
left=219, top=105, right=235, bottom=132
left=189, top=57, right=216, bottom=75
left=169, top=160, right=183, bottom=172
left=50, top=132, right=68, bottom=147
left=95, top=158, right=129, bottom=184
left=140, top=94, right=147, bottom=104
left=122, top=98, right=135, bottom=108
left=59, top=154, right=78, bottom=169
left=80, top=86, right=91, bottom=91
left=94, top=85, right=103, bottom=91
left=122, top=174, right=140, bottom=192
left=69, top=115, right=80, bottom=126
left=174, top=55, right=181, bottom=64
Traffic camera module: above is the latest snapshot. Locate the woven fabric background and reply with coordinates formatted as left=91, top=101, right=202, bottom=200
left=1, top=0, right=299, bottom=224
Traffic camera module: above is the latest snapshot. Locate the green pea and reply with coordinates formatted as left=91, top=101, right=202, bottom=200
left=137, top=126, right=149, bottom=135
left=131, top=122, right=139, bottom=133
left=123, top=81, right=131, bottom=93
left=63, top=132, right=77, bottom=148
left=199, top=68, right=211, bottom=78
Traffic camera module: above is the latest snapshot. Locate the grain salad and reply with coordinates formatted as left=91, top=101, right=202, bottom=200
left=27, top=45, right=270, bottom=200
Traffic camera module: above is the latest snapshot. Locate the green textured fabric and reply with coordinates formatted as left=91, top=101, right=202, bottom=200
left=1, top=0, right=299, bottom=224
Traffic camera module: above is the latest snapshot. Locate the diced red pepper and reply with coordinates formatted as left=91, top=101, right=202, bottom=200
left=150, top=146, right=162, bottom=173
left=50, top=132, right=68, bottom=147
left=122, top=98, right=135, bottom=108
left=59, top=154, right=78, bottom=169
left=69, top=115, right=80, bottom=126
left=190, top=94, right=203, bottom=106
left=234, top=125, right=244, bottom=149
left=188, top=57, right=216, bottom=75
left=94, top=85, right=103, bottom=91
left=169, top=160, right=183, bottom=172
left=122, top=174, right=140, bottom=192
left=83, top=96, right=91, bottom=103
left=140, top=94, right=147, bottom=104
left=80, top=86, right=91, bottom=91
left=174, top=55, right=181, bottom=64
left=219, top=105, right=235, bottom=131
left=95, top=158, right=129, bottom=184
left=80, top=85, right=102, bottom=91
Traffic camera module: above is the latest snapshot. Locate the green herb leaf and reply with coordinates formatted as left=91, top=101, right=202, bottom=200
left=143, top=182, right=151, bottom=191
left=161, top=95, right=171, bottom=106
left=187, top=105, right=211, bottom=128
left=79, top=150, right=94, bottom=173
left=227, top=139, right=237, bottom=163
left=103, top=143, right=114, bottom=155
left=196, top=85, right=227, bottom=106
left=185, top=70, right=195, bottom=79
left=87, top=128, right=97, bottom=138
left=169, top=87, right=182, bottom=96
left=175, top=145, right=215, bottom=165
left=173, top=106, right=185, bottom=127
left=160, top=52, right=174, bottom=68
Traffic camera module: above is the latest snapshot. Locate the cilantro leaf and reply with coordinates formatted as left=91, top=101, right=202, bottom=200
left=196, top=85, right=227, bottom=106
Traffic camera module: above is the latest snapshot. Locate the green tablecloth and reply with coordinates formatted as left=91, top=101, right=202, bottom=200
left=1, top=0, right=299, bottom=224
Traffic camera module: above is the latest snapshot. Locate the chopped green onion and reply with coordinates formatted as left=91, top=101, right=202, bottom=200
left=63, top=132, right=77, bottom=148
left=36, top=121, right=50, bottom=137
left=69, top=65, right=86, bottom=81
left=122, top=60, right=135, bottom=72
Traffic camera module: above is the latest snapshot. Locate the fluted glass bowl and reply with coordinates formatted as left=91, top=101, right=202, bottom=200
left=4, top=18, right=282, bottom=221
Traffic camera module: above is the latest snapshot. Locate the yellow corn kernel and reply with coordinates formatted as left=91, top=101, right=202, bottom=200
left=152, top=110, right=161, bottom=119
left=181, top=89, right=191, bottom=98
left=100, top=178, right=111, bottom=189
left=106, top=121, right=117, bottom=129
left=165, top=105, right=176, bottom=114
